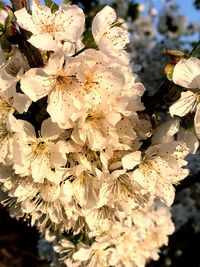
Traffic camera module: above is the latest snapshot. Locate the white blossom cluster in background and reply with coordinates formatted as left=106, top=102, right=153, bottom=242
left=0, top=0, right=199, bottom=266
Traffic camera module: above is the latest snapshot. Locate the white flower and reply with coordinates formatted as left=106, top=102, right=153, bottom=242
left=3, top=174, right=78, bottom=230
left=117, top=67, right=145, bottom=116
left=115, top=115, right=140, bottom=149
left=73, top=241, right=111, bottom=267
left=72, top=171, right=98, bottom=209
left=92, top=6, right=130, bottom=64
left=71, top=105, right=121, bottom=151
left=169, top=57, right=200, bottom=138
left=74, top=49, right=125, bottom=107
left=0, top=64, right=31, bottom=119
left=20, top=50, right=124, bottom=127
left=110, top=203, right=175, bottom=267
left=20, top=53, right=85, bottom=126
left=15, top=0, right=85, bottom=53
left=169, top=90, right=198, bottom=117
left=12, top=118, right=66, bottom=183
left=97, top=170, right=142, bottom=209
left=172, top=57, right=200, bottom=89
left=151, top=119, right=180, bottom=144
left=63, top=165, right=99, bottom=209
left=177, top=127, right=199, bottom=154
left=129, top=142, right=189, bottom=206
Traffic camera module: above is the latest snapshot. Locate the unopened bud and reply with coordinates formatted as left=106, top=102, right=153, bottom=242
left=0, top=5, right=15, bottom=25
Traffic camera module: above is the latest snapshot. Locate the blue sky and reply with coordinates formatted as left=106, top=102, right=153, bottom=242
left=137, top=0, right=200, bottom=23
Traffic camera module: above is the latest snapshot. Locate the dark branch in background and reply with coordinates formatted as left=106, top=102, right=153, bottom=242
left=141, top=79, right=170, bottom=117
left=10, top=0, right=30, bottom=12
left=194, top=0, right=200, bottom=9
left=176, top=172, right=200, bottom=192
left=8, top=0, right=43, bottom=68
left=16, top=32, right=44, bottom=68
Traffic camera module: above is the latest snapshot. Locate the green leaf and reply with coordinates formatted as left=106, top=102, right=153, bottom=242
left=45, top=0, right=59, bottom=12
left=190, top=41, right=200, bottom=57
left=82, top=30, right=97, bottom=49
left=164, top=63, right=175, bottom=81
left=0, top=33, right=12, bottom=55
left=4, top=7, right=15, bottom=26
left=0, top=1, right=5, bottom=9
left=164, top=48, right=185, bottom=58
left=0, top=23, right=5, bottom=35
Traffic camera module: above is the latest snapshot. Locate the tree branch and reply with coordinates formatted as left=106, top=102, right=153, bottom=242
left=10, top=0, right=30, bottom=12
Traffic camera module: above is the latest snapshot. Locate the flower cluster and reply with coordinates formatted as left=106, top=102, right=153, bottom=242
left=0, top=1, right=198, bottom=266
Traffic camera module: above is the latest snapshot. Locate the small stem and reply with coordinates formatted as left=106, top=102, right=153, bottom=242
left=72, top=47, right=88, bottom=57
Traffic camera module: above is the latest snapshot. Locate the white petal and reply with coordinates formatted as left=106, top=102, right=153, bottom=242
left=31, top=155, right=50, bottom=183
left=20, top=68, right=51, bottom=101
left=92, top=6, right=116, bottom=42
left=194, top=103, right=200, bottom=139
left=178, top=128, right=199, bottom=153
left=7, top=114, right=23, bottom=132
left=97, top=182, right=111, bottom=207
left=73, top=248, right=91, bottom=261
left=0, top=70, right=17, bottom=97
left=71, top=128, right=86, bottom=145
left=48, top=143, right=66, bottom=166
left=47, top=91, right=76, bottom=125
left=87, top=129, right=107, bottom=150
left=0, top=141, right=8, bottom=162
left=45, top=170, right=62, bottom=184
left=132, top=167, right=157, bottom=191
left=15, top=8, right=38, bottom=34
left=56, top=5, right=85, bottom=41
left=169, top=91, right=197, bottom=117
left=44, top=53, right=65, bottom=75
left=106, top=112, right=121, bottom=125
left=22, top=121, right=36, bottom=137
left=173, top=57, right=200, bottom=88
left=60, top=180, right=74, bottom=203
left=152, top=119, right=180, bottom=144
left=28, top=33, right=58, bottom=51
left=13, top=93, right=32, bottom=113
left=122, top=151, right=142, bottom=170
left=41, top=118, right=61, bottom=140
left=157, top=183, right=175, bottom=206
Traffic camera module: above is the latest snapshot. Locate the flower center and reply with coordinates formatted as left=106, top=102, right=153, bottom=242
left=84, top=73, right=98, bottom=93
left=32, top=138, right=49, bottom=155
left=41, top=23, right=58, bottom=36
left=85, top=112, right=104, bottom=130
left=51, top=72, right=79, bottom=92
left=0, top=98, right=13, bottom=115
left=86, top=113, right=103, bottom=122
